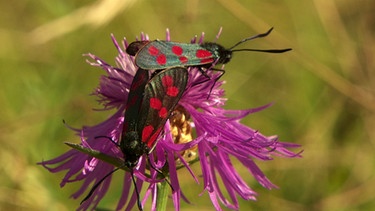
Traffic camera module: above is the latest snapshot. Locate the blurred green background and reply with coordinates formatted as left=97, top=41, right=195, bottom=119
left=1, top=0, right=374, bottom=210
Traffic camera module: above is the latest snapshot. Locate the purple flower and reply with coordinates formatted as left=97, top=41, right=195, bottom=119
left=39, top=29, right=301, bottom=211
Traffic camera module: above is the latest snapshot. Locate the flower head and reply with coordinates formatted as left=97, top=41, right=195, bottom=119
left=39, top=29, right=301, bottom=211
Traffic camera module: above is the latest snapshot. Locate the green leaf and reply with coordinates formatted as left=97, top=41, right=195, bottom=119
left=64, top=142, right=128, bottom=171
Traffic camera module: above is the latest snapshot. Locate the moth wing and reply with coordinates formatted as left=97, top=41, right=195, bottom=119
left=137, top=67, right=188, bottom=151
left=135, top=41, right=214, bottom=69
left=123, top=68, right=149, bottom=132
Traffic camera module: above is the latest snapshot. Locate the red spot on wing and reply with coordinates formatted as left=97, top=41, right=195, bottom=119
left=142, top=125, right=154, bottom=143
left=196, top=49, right=212, bottom=58
left=171, top=46, right=183, bottom=56
left=179, top=56, right=188, bottom=63
left=150, top=98, right=162, bottom=109
left=148, top=46, right=159, bottom=56
left=162, top=75, right=181, bottom=96
left=167, top=86, right=179, bottom=97
left=156, top=54, right=167, bottom=65
left=171, top=46, right=188, bottom=64
left=140, top=68, right=186, bottom=149
left=146, top=127, right=162, bottom=148
left=161, top=75, right=173, bottom=87
left=159, top=107, right=168, bottom=118
left=200, top=58, right=215, bottom=64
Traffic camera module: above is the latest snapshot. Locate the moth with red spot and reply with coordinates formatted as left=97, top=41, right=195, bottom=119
left=81, top=67, right=188, bottom=211
left=126, top=28, right=291, bottom=73
left=121, top=67, right=188, bottom=169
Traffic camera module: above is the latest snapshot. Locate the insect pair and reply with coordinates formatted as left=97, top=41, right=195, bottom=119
left=81, top=67, right=188, bottom=211
left=82, top=28, right=291, bottom=210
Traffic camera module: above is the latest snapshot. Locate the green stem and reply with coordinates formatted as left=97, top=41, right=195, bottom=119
left=156, top=181, right=169, bottom=211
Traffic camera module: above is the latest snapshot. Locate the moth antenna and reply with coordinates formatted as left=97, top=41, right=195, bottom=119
left=209, top=68, right=225, bottom=99
left=80, top=167, right=120, bottom=204
left=231, top=48, right=292, bottom=53
left=228, top=27, right=274, bottom=50
left=94, top=135, right=120, bottom=147
left=130, top=169, right=143, bottom=211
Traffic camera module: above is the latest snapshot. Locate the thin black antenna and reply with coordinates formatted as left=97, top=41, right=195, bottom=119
left=228, top=27, right=292, bottom=53
left=80, top=136, right=125, bottom=204
left=130, top=169, right=143, bottom=211
left=232, top=48, right=292, bottom=53
left=86, top=138, right=173, bottom=210
left=80, top=136, right=122, bottom=205
left=95, top=135, right=120, bottom=147
left=228, top=27, right=274, bottom=50
left=81, top=167, right=120, bottom=204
